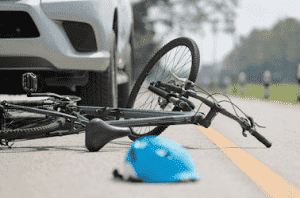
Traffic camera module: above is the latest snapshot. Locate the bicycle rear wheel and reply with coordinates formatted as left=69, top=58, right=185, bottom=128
left=126, top=37, right=200, bottom=141
left=0, top=96, right=65, bottom=142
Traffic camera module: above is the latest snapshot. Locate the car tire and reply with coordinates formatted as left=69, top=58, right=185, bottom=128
left=118, top=27, right=134, bottom=108
left=78, top=30, right=118, bottom=107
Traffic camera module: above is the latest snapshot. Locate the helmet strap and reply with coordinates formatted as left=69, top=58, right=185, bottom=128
left=112, top=169, right=144, bottom=183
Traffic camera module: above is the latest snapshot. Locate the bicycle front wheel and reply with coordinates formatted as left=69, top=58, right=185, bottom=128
left=126, top=37, right=200, bottom=141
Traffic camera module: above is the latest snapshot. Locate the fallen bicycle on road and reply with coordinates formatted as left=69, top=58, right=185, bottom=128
left=0, top=37, right=272, bottom=151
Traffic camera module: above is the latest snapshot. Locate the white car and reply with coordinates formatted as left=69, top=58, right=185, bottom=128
left=0, top=0, right=134, bottom=107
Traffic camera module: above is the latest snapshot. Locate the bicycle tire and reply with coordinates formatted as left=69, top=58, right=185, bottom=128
left=126, top=37, right=200, bottom=141
left=0, top=98, right=66, bottom=141
left=0, top=117, right=65, bottom=140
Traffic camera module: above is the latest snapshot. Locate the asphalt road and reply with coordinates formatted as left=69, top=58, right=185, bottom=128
left=0, top=94, right=299, bottom=198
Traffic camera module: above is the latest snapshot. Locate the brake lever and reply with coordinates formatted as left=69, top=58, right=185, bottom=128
left=240, top=116, right=255, bottom=137
left=246, top=115, right=266, bottom=129
left=168, top=70, right=194, bottom=87
left=240, top=115, right=266, bottom=137
left=240, top=117, right=249, bottom=137
left=254, top=122, right=266, bottom=128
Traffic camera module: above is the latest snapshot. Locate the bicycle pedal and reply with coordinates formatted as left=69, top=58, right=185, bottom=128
left=22, top=73, right=38, bottom=93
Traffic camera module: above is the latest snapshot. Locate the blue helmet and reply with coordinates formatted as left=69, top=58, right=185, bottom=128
left=114, top=136, right=200, bottom=183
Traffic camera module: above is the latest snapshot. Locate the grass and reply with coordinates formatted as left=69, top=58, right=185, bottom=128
left=224, top=83, right=300, bottom=105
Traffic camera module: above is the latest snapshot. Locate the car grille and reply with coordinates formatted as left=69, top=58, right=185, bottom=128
left=0, top=11, right=40, bottom=38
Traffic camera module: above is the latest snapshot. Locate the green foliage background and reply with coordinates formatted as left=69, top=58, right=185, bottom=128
left=225, top=84, right=300, bottom=104
left=222, top=18, right=300, bottom=85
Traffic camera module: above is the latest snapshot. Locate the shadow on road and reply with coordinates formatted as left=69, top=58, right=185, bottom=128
left=0, top=139, right=267, bottom=153
left=0, top=143, right=266, bottom=153
left=0, top=140, right=133, bottom=153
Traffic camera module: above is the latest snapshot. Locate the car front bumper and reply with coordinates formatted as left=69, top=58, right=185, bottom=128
left=0, top=0, right=111, bottom=71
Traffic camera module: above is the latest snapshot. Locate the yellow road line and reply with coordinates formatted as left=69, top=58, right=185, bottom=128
left=196, top=126, right=300, bottom=198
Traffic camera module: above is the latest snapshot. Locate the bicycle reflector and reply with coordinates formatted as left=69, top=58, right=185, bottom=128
left=113, top=136, right=200, bottom=183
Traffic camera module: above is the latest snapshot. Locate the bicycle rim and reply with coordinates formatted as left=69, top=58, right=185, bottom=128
left=0, top=97, right=64, bottom=142
left=126, top=37, right=200, bottom=141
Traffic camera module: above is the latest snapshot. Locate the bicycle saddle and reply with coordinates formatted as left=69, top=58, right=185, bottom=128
left=85, top=118, right=131, bottom=152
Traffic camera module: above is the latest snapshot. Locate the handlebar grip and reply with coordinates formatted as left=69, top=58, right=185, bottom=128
left=148, top=85, right=170, bottom=98
left=157, top=81, right=183, bottom=93
left=251, top=131, right=272, bottom=148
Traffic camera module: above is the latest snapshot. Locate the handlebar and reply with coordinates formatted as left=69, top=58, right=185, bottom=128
left=154, top=81, right=272, bottom=148
left=194, top=93, right=272, bottom=148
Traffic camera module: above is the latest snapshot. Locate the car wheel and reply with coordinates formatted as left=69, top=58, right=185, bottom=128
left=78, top=30, right=118, bottom=107
left=118, top=27, right=134, bottom=108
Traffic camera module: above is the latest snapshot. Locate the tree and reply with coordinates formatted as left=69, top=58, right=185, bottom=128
left=143, top=0, right=238, bottom=40
left=131, top=0, right=239, bottom=81
left=222, top=17, right=300, bottom=84
left=131, top=1, right=160, bottom=81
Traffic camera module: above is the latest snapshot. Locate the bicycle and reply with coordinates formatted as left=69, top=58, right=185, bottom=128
left=0, top=37, right=272, bottom=152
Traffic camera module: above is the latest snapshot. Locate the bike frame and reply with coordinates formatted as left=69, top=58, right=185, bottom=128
left=1, top=103, right=205, bottom=142
left=3, top=103, right=205, bottom=128
left=77, top=106, right=204, bottom=127
left=0, top=81, right=272, bottom=148
left=0, top=84, right=248, bottom=133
